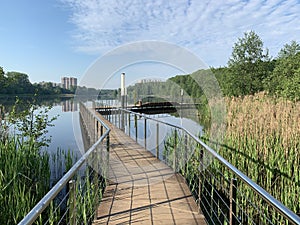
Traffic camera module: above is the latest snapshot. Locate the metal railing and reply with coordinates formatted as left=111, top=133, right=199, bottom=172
left=18, top=102, right=110, bottom=225
left=99, top=107, right=300, bottom=225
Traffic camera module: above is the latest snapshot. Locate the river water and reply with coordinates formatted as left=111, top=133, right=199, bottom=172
left=1, top=97, right=202, bottom=163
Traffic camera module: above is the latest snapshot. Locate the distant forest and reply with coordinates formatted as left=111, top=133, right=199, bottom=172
left=1, top=31, right=299, bottom=101
left=0, top=68, right=73, bottom=95
left=127, top=31, right=300, bottom=102
left=0, top=68, right=117, bottom=98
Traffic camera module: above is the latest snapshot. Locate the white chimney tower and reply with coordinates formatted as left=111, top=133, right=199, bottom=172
left=121, top=73, right=127, bottom=109
left=121, top=72, right=126, bottom=96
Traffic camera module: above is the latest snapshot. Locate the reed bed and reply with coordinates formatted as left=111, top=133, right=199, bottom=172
left=1, top=103, right=105, bottom=224
left=222, top=92, right=300, bottom=214
left=0, top=137, right=104, bottom=224
left=0, top=137, right=50, bottom=224
left=163, top=92, right=299, bottom=223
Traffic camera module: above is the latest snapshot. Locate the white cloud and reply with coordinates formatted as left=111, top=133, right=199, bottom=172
left=61, top=0, right=300, bottom=66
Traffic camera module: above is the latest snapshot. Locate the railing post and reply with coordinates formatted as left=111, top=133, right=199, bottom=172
left=94, top=119, right=98, bottom=141
left=97, top=121, right=100, bottom=139
left=173, top=129, right=177, bottom=172
left=121, top=109, right=125, bottom=131
left=106, top=106, right=108, bottom=120
left=114, top=109, right=116, bottom=125
left=109, top=108, right=111, bottom=122
left=116, top=109, right=118, bottom=126
left=68, top=180, right=76, bottom=225
left=144, top=118, right=147, bottom=149
left=107, top=108, right=109, bottom=121
left=118, top=109, right=121, bottom=128
left=184, top=134, right=188, bottom=173
left=198, top=147, right=204, bottom=213
left=106, top=134, right=110, bottom=152
left=106, top=134, right=110, bottom=186
left=128, top=112, right=131, bottom=137
left=230, top=178, right=237, bottom=225
left=156, top=123, right=159, bottom=159
left=93, top=150, right=99, bottom=220
left=135, top=114, right=138, bottom=142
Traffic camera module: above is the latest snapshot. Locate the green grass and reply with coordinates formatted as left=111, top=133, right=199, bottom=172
left=0, top=137, right=50, bottom=224
left=163, top=93, right=300, bottom=224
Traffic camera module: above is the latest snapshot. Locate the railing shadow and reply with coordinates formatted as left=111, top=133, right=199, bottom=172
left=200, top=137, right=300, bottom=187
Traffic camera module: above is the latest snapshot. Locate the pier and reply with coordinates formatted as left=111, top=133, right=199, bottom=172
left=18, top=102, right=300, bottom=225
left=93, top=113, right=206, bottom=224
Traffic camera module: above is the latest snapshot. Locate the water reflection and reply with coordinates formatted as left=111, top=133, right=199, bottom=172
left=62, top=100, right=78, bottom=112
left=0, top=97, right=80, bottom=153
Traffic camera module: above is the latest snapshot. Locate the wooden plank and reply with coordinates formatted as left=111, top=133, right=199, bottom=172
left=93, top=113, right=206, bottom=225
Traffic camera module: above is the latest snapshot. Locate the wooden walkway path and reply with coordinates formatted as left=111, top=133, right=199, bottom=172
left=93, top=113, right=206, bottom=224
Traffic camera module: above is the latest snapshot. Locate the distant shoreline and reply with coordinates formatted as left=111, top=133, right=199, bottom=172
left=0, top=94, right=75, bottom=98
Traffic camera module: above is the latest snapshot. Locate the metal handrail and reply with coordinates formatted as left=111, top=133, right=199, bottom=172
left=117, top=108, right=300, bottom=225
left=18, top=103, right=110, bottom=225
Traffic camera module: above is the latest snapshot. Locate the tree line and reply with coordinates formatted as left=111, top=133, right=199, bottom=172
left=0, top=68, right=118, bottom=98
left=2, top=31, right=299, bottom=100
left=0, top=69, right=73, bottom=95
left=127, top=31, right=300, bottom=102
left=212, top=31, right=300, bottom=100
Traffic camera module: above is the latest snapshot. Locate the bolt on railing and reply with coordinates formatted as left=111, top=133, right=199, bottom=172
left=98, top=107, right=300, bottom=225
left=18, top=102, right=110, bottom=225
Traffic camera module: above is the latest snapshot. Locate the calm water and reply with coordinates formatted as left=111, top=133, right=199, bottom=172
left=46, top=100, right=83, bottom=157
left=47, top=100, right=203, bottom=160
left=1, top=97, right=202, bottom=159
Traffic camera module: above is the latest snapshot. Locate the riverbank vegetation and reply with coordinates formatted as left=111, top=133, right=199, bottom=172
left=127, top=32, right=299, bottom=103
left=161, top=31, right=300, bottom=220
left=0, top=137, right=50, bottom=224
left=0, top=68, right=73, bottom=95
left=162, top=93, right=299, bottom=223
left=0, top=99, right=104, bottom=224
left=219, top=93, right=300, bottom=214
left=0, top=66, right=118, bottom=99
left=0, top=101, right=54, bottom=224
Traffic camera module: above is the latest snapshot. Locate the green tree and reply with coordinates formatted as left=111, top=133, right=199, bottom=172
left=6, top=72, right=34, bottom=94
left=267, top=52, right=300, bottom=100
left=0, top=67, right=7, bottom=94
left=8, top=97, right=58, bottom=148
left=227, top=31, right=270, bottom=96
left=277, top=40, right=300, bottom=59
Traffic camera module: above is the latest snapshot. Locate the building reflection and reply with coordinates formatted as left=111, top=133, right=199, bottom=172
left=62, top=100, right=78, bottom=112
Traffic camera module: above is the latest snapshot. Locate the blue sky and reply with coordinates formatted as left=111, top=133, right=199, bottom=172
left=0, top=0, right=300, bottom=88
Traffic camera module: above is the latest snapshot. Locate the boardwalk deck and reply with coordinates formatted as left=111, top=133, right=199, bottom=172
left=93, top=112, right=206, bottom=225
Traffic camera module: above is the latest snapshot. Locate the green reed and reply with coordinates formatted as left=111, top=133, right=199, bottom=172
left=0, top=137, right=50, bottom=224
left=221, top=93, right=300, bottom=218
left=163, top=93, right=299, bottom=224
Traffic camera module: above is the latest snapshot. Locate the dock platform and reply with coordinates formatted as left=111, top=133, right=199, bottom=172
left=93, top=112, right=206, bottom=224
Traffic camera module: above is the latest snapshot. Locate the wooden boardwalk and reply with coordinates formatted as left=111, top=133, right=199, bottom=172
left=93, top=113, right=206, bottom=225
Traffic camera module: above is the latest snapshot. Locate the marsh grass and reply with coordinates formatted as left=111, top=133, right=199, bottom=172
left=163, top=92, right=300, bottom=223
left=0, top=137, right=50, bottom=224
left=222, top=92, right=300, bottom=215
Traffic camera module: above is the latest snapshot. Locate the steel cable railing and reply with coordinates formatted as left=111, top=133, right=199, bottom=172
left=18, top=102, right=110, bottom=225
left=99, top=107, right=300, bottom=225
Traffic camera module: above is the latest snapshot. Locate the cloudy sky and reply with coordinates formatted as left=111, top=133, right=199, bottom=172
left=0, top=0, right=299, bottom=87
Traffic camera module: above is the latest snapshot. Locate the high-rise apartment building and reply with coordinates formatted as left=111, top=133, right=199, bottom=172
left=61, top=77, right=69, bottom=89
left=70, top=77, right=77, bottom=88
left=61, top=77, right=77, bottom=89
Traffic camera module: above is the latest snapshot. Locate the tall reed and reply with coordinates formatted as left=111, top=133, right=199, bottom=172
left=163, top=92, right=299, bottom=223
left=222, top=92, right=299, bottom=215
left=0, top=137, right=50, bottom=224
